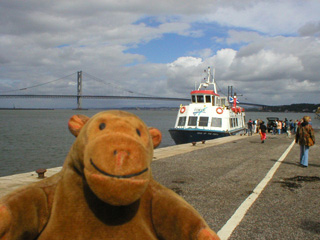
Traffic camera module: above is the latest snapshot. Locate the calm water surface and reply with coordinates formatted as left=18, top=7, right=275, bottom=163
left=0, top=109, right=319, bottom=177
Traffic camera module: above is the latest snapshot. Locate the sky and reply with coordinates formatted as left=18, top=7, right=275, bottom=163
left=0, top=0, right=320, bottom=109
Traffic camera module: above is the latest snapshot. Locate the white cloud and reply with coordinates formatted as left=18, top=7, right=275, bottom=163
left=204, top=0, right=320, bottom=35
left=188, top=48, right=213, bottom=59
left=166, top=57, right=205, bottom=94
left=0, top=0, right=319, bottom=107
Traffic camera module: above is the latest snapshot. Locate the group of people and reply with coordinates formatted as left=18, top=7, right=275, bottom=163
left=247, top=119, right=267, bottom=143
left=247, top=119, right=259, bottom=136
left=247, top=116, right=316, bottom=167
left=272, top=118, right=299, bottom=135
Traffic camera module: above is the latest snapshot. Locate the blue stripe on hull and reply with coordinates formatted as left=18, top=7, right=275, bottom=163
left=168, top=129, right=226, bottom=144
left=168, top=128, right=245, bottom=145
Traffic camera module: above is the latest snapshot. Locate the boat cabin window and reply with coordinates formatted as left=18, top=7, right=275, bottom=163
left=220, top=98, right=227, bottom=107
left=199, top=117, right=209, bottom=127
left=205, top=95, right=211, bottom=103
left=216, top=98, right=221, bottom=106
left=178, top=117, right=186, bottom=126
left=188, top=116, right=197, bottom=126
left=211, top=117, right=222, bottom=127
left=230, top=118, right=239, bottom=128
left=197, top=95, right=204, bottom=103
left=212, top=96, right=215, bottom=106
left=191, top=95, right=196, bottom=103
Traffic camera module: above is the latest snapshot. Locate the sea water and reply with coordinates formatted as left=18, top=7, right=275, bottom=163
left=0, top=109, right=319, bottom=177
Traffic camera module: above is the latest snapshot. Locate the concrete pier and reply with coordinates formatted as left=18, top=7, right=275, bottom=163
left=1, top=131, right=319, bottom=239
left=0, top=134, right=247, bottom=197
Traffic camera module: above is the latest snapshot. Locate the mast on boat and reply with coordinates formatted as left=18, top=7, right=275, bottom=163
left=197, top=67, right=217, bottom=94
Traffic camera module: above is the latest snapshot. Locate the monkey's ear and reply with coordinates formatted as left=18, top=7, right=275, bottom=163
left=148, top=127, right=162, bottom=149
left=68, top=115, right=90, bottom=137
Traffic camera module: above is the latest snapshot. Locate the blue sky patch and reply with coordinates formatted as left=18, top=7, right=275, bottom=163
left=125, top=22, right=243, bottom=63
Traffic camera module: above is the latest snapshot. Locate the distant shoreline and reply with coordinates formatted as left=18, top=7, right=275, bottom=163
left=0, top=108, right=55, bottom=110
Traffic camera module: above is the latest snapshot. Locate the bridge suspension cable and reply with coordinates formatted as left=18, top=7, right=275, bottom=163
left=0, top=72, right=77, bottom=94
left=82, top=72, right=154, bottom=97
left=0, top=70, right=267, bottom=108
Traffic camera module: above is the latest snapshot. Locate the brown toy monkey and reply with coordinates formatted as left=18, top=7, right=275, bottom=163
left=0, top=110, right=219, bottom=240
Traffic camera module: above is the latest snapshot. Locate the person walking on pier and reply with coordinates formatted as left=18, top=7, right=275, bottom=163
left=295, top=116, right=315, bottom=167
left=259, top=121, right=267, bottom=143
left=273, top=120, right=277, bottom=135
left=253, top=120, right=257, bottom=133
left=247, top=119, right=253, bottom=136
left=277, top=120, right=282, bottom=134
left=284, top=118, right=289, bottom=133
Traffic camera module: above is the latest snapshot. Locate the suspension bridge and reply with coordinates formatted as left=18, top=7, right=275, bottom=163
left=0, top=71, right=267, bottom=109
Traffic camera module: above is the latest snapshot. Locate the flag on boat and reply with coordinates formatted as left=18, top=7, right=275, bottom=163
left=229, top=97, right=239, bottom=103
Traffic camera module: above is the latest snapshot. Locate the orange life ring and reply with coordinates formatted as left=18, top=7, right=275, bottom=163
left=216, top=107, right=223, bottom=114
left=180, top=106, right=186, bottom=113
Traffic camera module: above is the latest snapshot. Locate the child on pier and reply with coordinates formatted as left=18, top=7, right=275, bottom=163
left=259, top=121, right=267, bottom=143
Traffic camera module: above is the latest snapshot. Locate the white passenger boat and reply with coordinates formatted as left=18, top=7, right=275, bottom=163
left=169, top=67, right=246, bottom=144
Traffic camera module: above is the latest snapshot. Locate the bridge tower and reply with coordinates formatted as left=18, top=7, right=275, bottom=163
left=228, top=86, right=233, bottom=103
left=77, top=71, right=82, bottom=109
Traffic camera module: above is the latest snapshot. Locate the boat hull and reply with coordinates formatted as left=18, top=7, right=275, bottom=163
left=169, top=128, right=245, bottom=145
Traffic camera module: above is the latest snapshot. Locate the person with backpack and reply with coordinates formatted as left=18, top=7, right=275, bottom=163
left=295, top=116, right=315, bottom=167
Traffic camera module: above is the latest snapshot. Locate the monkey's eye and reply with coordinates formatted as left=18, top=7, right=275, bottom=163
left=99, top=123, right=106, bottom=130
left=136, top=129, right=141, bottom=136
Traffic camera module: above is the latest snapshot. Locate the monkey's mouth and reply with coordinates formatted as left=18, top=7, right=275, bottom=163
left=90, top=159, right=148, bottom=179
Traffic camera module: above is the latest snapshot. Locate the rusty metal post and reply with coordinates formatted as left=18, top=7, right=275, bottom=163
left=36, top=168, right=47, bottom=178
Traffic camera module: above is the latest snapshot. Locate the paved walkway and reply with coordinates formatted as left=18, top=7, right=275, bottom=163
left=151, top=130, right=320, bottom=240
left=1, top=131, right=319, bottom=239
left=0, top=134, right=247, bottom=197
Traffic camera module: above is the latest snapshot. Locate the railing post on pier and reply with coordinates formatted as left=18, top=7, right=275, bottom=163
left=77, top=71, right=82, bottom=109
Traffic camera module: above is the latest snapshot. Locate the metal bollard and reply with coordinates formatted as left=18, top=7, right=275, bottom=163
left=36, top=168, right=47, bottom=178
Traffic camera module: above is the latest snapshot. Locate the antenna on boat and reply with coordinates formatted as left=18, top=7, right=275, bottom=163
left=198, top=66, right=217, bottom=94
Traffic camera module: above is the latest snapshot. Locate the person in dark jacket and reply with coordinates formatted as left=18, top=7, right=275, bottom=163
left=259, top=121, right=267, bottom=143
left=247, top=119, right=253, bottom=136
left=295, top=116, right=315, bottom=167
